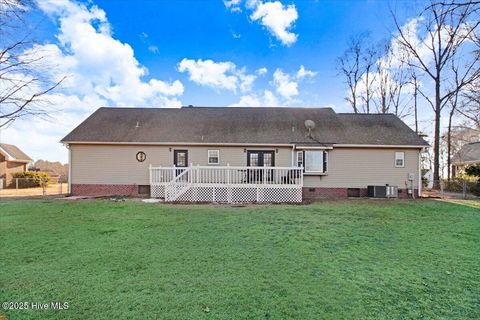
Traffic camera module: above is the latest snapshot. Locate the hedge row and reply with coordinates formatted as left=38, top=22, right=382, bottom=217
left=10, top=171, right=51, bottom=188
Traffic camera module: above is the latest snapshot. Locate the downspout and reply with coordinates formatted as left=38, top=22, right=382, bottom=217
left=418, top=147, right=423, bottom=198
left=68, top=144, right=72, bottom=195
left=291, top=144, right=295, bottom=166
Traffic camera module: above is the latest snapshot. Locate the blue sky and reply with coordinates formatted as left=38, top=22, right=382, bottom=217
left=86, top=0, right=406, bottom=108
left=2, top=0, right=429, bottom=162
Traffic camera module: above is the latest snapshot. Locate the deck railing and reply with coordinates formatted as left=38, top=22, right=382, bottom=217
left=150, top=165, right=303, bottom=202
left=150, top=165, right=303, bottom=185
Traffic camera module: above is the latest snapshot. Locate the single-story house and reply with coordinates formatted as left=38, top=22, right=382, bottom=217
left=0, top=143, right=32, bottom=187
left=61, top=106, right=428, bottom=202
left=452, top=141, right=480, bottom=177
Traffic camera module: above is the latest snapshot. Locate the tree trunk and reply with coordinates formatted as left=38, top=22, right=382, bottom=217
left=433, top=79, right=441, bottom=187
left=447, top=110, right=453, bottom=181
left=413, top=78, right=418, bottom=133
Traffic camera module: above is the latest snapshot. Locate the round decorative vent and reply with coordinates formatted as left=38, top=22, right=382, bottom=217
left=136, top=151, right=146, bottom=162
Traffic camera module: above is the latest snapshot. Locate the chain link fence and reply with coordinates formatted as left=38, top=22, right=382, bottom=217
left=0, top=177, right=69, bottom=198
left=423, top=178, right=480, bottom=199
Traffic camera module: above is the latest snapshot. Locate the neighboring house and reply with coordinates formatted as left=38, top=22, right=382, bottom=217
left=452, top=142, right=480, bottom=177
left=61, top=107, right=428, bottom=202
left=0, top=143, right=32, bottom=187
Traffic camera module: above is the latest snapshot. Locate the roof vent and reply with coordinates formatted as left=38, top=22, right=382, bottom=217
left=135, top=121, right=140, bottom=128
left=304, top=120, right=315, bottom=137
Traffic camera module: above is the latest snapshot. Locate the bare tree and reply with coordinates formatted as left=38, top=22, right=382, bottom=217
left=392, top=0, right=480, bottom=184
left=445, top=63, right=463, bottom=181
left=0, top=0, right=62, bottom=128
left=360, top=44, right=378, bottom=113
left=336, top=34, right=367, bottom=113
left=459, top=71, right=480, bottom=128
left=410, top=70, right=420, bottom=133
left=373, top=41, right=413, bottom=117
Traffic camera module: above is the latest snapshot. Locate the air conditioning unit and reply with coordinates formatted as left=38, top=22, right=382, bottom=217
left=368, top=185, right=398, bottom=198
left=386, top=186, right=398, bottom=198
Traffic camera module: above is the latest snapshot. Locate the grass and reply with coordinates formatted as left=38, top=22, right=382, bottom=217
left=0, top=199, right=479, bottom=319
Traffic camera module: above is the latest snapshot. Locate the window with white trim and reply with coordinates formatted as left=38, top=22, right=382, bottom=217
left=208, top=150, right=219, bottom=165
left=296, top=151, right=304, bottom=167
left=395, top=152, right=405, bottom=167
left=304, top=150, right=328, bottom=173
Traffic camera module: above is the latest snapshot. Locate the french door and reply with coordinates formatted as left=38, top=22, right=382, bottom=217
left=246, top=150, right=275, bottom=182
left=173, top=150, right=188, bottom=177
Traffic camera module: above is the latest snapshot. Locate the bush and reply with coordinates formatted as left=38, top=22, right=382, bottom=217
left=465, top=165, right=480, bottom=177
left=472, top=180, right=480, bottom=196
left=10, top=171, right=50, bottom=188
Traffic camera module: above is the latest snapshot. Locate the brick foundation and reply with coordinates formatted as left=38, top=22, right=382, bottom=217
left=71, top=184, right=417, bottom=199
left=302, top=187, right=418, bottom=199
left=71, top=184, right=143, bottom=197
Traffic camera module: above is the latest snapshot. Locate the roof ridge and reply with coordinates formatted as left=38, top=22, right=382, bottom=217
left=338, top=113, right=395, bottom=116
left=98, top=106, right=336, bottom=110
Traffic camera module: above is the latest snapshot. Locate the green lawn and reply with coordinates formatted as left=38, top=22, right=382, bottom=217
left=0, top=199, right=479, bottom=319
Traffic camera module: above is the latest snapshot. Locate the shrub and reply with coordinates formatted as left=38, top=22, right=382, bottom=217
left=465, top=165, right=480, bottom=177
left=443, top=178, right=478, bottom=194
left=10, top=171, right=50, bottom=188
left=471, top=180, right=480, bottom=196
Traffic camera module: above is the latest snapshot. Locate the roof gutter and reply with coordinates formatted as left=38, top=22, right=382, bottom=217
left=61, top=141, right=296, bottom=147
left=62, top=141, right=429, bottom=149
left=333, top=144, right=428, bottom=149
left=452, top=159, right=480, bottom=165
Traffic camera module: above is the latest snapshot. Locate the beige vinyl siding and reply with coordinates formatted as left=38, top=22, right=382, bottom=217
left=70, top=144, right=293, bottom=185
left=71, top=144, right=421, bottom=188
left=303, top=148, right=420, bottom=188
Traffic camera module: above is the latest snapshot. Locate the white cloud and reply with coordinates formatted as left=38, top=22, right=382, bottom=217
left=250, top=1, right=298, bottom=46
left=148, top=45, right=159, bottom=54
left=273, top=69, right=298, bottom=99
left=272, top=65, right=316, bottom=99
left=297, top=65, right=317, bottom=79
left=35, top=0, right=184, bottom=106
left=230, top=64, right=315, bottom=107
left=256, top=67, right=268, bottom=75
left=2, top=0, right=184, bottom=162
left=231, top=30, right=242, bottom=39
left=230, top=90, right=280, bottom=107
left=139, top=32, right=160, bottom=54
left=224, top=0, right=242, bottom=12
left=178, top=58, right=256, bottom=93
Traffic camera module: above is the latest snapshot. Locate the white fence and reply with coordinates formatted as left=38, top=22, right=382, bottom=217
left=150, top=165, right=303, bottom=203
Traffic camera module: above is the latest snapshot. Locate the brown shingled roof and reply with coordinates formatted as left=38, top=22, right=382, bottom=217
left=61, top=107, right=429, bottom=147
left=452, top=142, right=480, bottom=164
left=0, top=143, right=32, bottom=162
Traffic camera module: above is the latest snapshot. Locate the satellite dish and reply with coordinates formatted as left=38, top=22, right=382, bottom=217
left=305, top=120, right=315, bottom=137
left=304, top=120, right=315, bottom=130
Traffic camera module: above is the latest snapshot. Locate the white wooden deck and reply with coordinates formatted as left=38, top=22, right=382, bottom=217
left=150, top=165, right=303, bottom=203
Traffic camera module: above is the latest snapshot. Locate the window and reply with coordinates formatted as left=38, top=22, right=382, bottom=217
left=296, top=151, right=303, bottom=167
left=304, top=150, right=326, bottom=172
left=395, top=152, right=405, bottom=167
left=297, top=150, right=329, bottom=173
left=208, top=150, right=220, bottom=165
